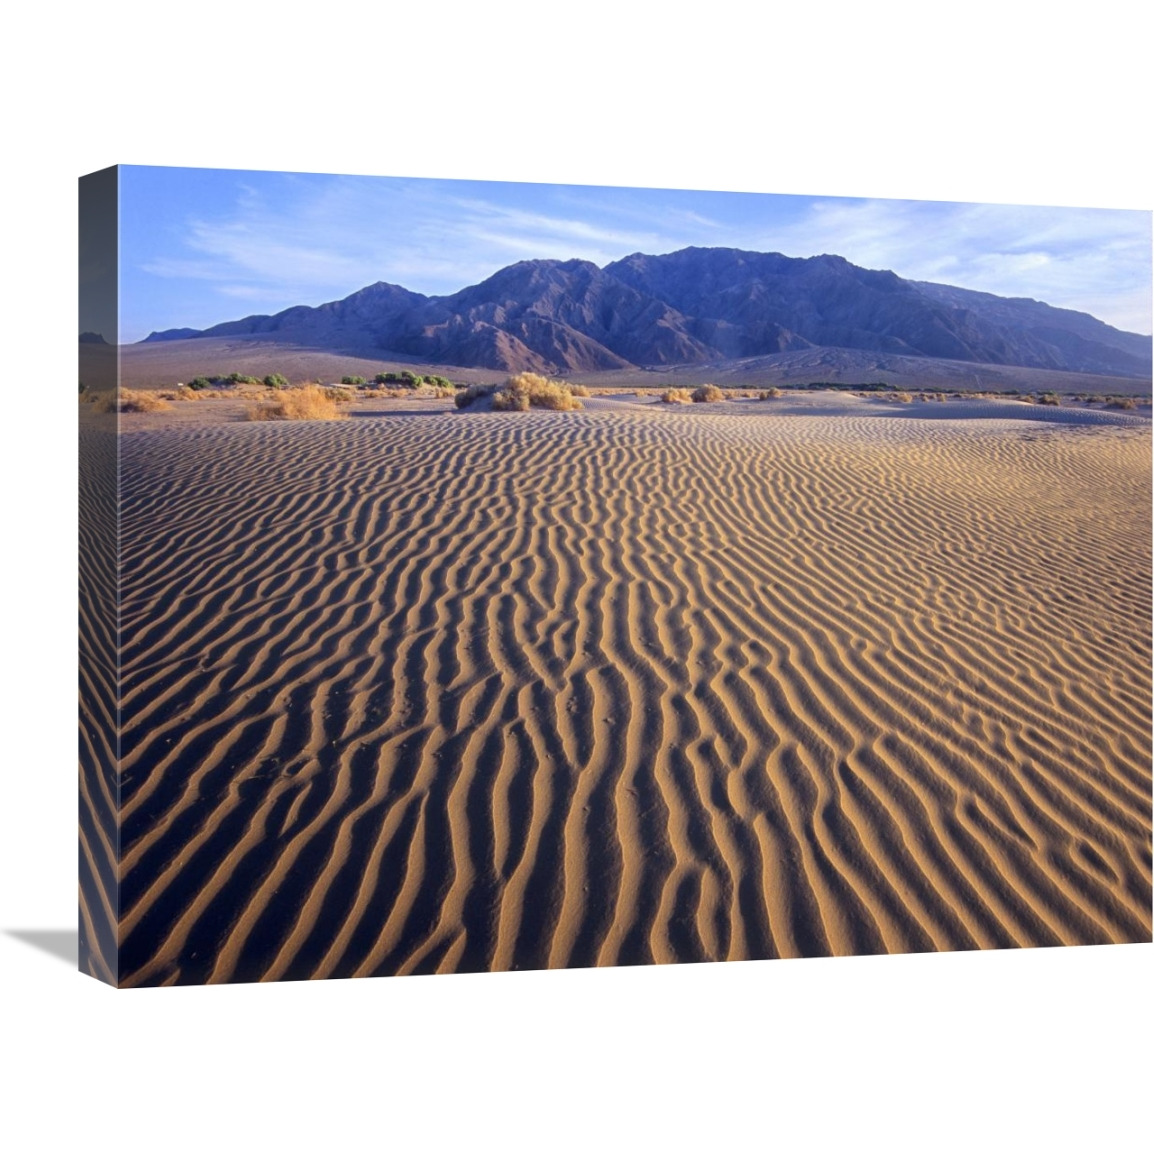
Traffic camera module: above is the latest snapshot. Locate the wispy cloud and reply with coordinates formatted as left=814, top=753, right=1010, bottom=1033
left=756, top=198, right=1153, bottom=331
left=122, top=170, right=1152, bottom=339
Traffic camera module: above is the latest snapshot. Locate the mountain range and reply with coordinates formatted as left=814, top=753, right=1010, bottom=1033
left=142, top=247, right=1152, bottom=380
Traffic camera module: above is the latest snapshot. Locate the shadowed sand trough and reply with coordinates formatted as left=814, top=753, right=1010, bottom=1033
left=109, top=406, right=1152, bottom=984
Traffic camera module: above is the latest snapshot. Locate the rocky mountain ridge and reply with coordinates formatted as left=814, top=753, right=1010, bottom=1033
left=143, top=247, right=1152, bottom=379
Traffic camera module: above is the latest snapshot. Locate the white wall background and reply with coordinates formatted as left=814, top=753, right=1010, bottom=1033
left=0, top=3, right=1149, bottom=1150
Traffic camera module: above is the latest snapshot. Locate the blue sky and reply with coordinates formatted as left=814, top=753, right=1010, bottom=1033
left=118, top=165, right=1153, bottom=342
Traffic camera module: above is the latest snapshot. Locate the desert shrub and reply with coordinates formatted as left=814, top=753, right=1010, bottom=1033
left=226, top=372, right=259, bottom=384
left=341, top=375, right=366, bottom=386
left=500, top=372, right=582, bottom=411
left=399, top=371, right=420, bottom=387
left=187, top=376, right=213, bottom=390
left=247, top=384, right=348, bottom=421
left=263, top=373, right=290, bottom=389
left=492, top=388, right=531, bottom=411
left=759, top=387, right=784, bottom=399
left=361, top=387, right=410, bottom=399
left=455, top=384, right=494, bottom=409
left=454, top=374, right=582, bottom=412
left=691, top=384, right=725, bottom=403
left=1037, top=392, right=1060, bottom=406
left=660, top=388, right=693, bottom=403
left=889, top=391, right=913, bottom=403
left=531, top=385, right=580, bottom=410
left=124, top=389, right=171, bottom=412
left=1105, top=397, right=1137, bottom=410
left=96, top=388, right=171, bottom=414
left=431, top=386, right=456, bottom=399
left=568, top=384, right=591, bottom=397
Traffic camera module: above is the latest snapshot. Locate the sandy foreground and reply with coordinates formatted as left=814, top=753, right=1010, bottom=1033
left=85, top=395, right=1152, bottom=984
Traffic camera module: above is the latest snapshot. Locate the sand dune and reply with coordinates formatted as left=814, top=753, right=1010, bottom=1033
left=78, top=419, right=120, bottom=982
left=107, top=405, right=1152, bottom=984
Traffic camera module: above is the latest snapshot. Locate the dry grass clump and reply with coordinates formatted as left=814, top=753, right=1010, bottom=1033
left=492, top=388, right=530, bottom=411
left=1105, top=396, right=1138, bottom=410
left=691, top=384, right=725, bottom=403
left=158, top=387, right=200, bottom=402
left=95, top=388, right=171, bottom=414
left=568, top=384, right=592, bottom=397
left=363, top=386, right=420, bottom=400
left=455, top=383, right=496, bottom=409
left=503, top=372, right=583, bottom=411
left=454, top=374, right=582, bottom=412
left=759, top=387, right=784, bottom=400
left=1036, top=392, right=1061, bottom=406
left=660, top=388, right=693, bottom=403
left=247, top=384, right=349, bottom=422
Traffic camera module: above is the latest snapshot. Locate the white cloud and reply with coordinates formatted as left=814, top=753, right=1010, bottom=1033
left=756, top=198, right=1152, bottom=332
left=131, top=175, right=1152, bottom=336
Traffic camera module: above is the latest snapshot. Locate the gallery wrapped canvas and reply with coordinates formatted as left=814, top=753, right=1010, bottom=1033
left=79, top=165, right=1152, bottom=987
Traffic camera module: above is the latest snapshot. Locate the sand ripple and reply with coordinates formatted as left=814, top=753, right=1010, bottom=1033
left=110, top=410, right=1152, bottom=984
left=78, top=420, right=119, bottom=982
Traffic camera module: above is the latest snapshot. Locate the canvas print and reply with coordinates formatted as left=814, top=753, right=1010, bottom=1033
left=79, top=165, right=1152, bottom=987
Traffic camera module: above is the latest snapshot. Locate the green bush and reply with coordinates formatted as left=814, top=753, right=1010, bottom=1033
left=341, top=375, right=366, bottom=386
left=263, top=373, right=289, bottom=389
left=187, top=376, right=213, bottom=390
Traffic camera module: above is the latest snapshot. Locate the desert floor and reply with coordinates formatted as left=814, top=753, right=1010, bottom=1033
left=95, top=393, right=1151, bottom=984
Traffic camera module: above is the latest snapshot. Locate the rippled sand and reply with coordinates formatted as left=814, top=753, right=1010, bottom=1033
left=96, top=403, right=1151, bottom=984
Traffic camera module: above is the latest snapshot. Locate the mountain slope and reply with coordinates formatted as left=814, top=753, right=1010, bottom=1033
left=140, top=248, right=1152, bottom=379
